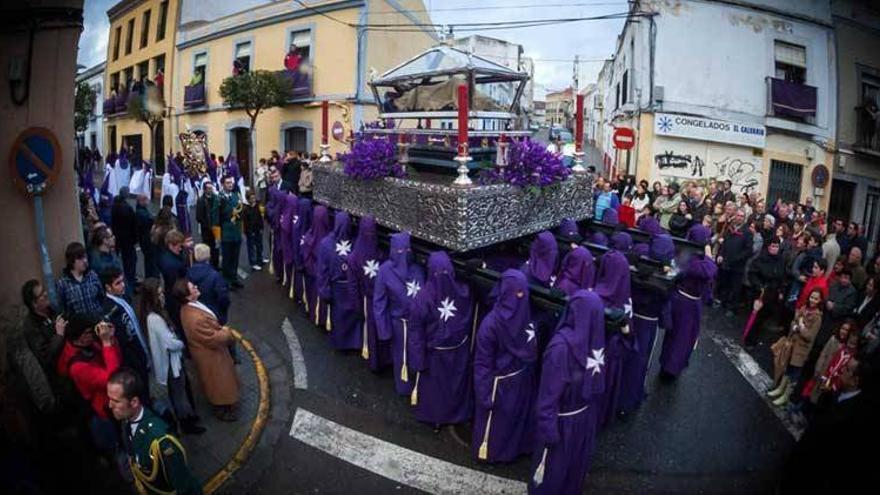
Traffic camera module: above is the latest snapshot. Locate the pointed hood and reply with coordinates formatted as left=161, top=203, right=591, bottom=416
left=526, top=231, right=558, bottom=284
left=594, top=250, right=631, bottom=308
left=556, top=218, right=581, bottom=241
left=686, top=224, right=712, bottom=247
left=493, top=269, right=536, bottom=362
left=638, top=216, right=663, bottom=236
left=650, top=234, right=676, bottom=264
left=555, top=246, right=596, bottom=296
left=350, top=215, right=379, bottom=272
left=602, top=208, right=619, bottom=225
left=587, top=231, right=608, bottom=247
left=332, top=210, right=352, bottom=243
left=610, top=231, right=633, bottom=253
left=554, top=290, right=606, bottom=399
left=389, top=232, right=412, bottom=281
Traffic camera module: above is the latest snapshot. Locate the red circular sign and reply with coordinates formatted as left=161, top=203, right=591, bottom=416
left=332, top=121, right=345, bottom=142
left=613, top=127, right=635, bottom=150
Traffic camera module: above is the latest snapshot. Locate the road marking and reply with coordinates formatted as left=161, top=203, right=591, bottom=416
left=710, top=333, right=804, bottom=440
left=289, top=408, right=527, bottom=495
left=282, top=318, right=308, bottom=389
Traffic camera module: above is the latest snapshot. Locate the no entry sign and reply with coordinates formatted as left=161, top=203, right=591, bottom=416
left=8, top=127, right=62, bottom=195
left=613, top=127, right=635, bottom=150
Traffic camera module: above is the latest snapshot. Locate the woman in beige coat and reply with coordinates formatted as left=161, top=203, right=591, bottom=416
left=173, top=279, right=240, bottom=421
left=768, top=288, right=823, bottom=407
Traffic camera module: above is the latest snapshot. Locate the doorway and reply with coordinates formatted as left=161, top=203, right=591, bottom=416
left=829, top=178, right=856, bottom=223
left=231, top=127, right=251, bottom=183
left=123, top=134, right=143, bottom=162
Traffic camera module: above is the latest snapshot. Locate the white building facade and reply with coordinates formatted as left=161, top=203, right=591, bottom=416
left=595, top=0, right=837, bottom=208
left=75, top=62, right=105, bottom=154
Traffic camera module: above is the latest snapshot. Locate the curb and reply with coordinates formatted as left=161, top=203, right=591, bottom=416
left=203, top=330, right=271, bottom=494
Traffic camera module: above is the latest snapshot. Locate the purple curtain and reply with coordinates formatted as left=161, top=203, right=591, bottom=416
left=771, top=77, right=816, bottom=118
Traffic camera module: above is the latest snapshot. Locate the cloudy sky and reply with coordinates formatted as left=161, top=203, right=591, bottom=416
left=77, top=0, right=627, bottom=97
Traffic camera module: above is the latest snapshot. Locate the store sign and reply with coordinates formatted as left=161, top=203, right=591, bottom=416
left=654, top=112, right=765, bottom=148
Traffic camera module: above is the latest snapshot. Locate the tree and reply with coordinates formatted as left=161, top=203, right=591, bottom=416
left=74, top=81, right=96, bottom=138
left=219, top=70, right=294, bottom=184
left=127, top=85, right=166, bottom=171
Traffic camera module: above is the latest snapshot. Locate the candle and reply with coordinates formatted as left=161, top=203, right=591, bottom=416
left=575, top=94, right=584, bottom=152
left=321, top=100, right=329, bottom=145
left=457, top=84, right=468, bottom=156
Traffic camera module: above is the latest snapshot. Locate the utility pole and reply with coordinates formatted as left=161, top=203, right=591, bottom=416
left=570, top=55, right=580, bottom=130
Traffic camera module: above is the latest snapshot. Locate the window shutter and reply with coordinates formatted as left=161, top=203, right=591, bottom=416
left=774, top=41, right=806, bottom=68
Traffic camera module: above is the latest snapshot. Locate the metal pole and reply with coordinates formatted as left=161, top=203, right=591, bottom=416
left=33, top=194, right=58, bottom=308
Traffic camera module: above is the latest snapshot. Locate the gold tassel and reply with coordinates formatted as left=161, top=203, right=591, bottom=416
left=410, top=372, right=420, bottom=405
left=314, top=299, right=321, bottom=326
left=282, top=265, right=288, bottom=286
left=326, top=305, right=332, bottom=332
left=401, top=318, right=409, bottom=382
left=479, top=376, right=500, bottom=460
left=361, top=296, right=370, bottom=360
left=289, top=270, right=295, bottom=299
left=268, top=236, right=275, bottom=275
left=477, top=410, right=492, bottom=460
left=533, top=448, right=548, bottom=486
left=301, top=273, right=309, bottom=310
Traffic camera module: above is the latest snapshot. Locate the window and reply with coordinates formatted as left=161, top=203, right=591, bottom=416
left=125, top=19, right=134, bottom=55
left=767, top=159, right=803, bottom=204
left=858, top=71, right=880, bottom=148
left=140, top=10, right=151, bottom=48
left=156, top=1, right=168, bottom=42
left=234, top=41, right=251, bottom=75
left=287, top=29, right=311, bottom=67
left=622, top=70, right=629, bottom=104
left=153, top=54, right=166, bottom=78
left=109, top=126, right=117, bottom=153
left=615, top=82, right=620, bottom=110
left=774, top=41, right=806, bottom=84
left=193, top=52, right=207, bottom=84
left=124, top=66, right=134, bottom=90
left=110, top=73, right=120, bottom=93
left=137, top=61, right=149, bottom=81
left=113, top=26, right=122, bottom=60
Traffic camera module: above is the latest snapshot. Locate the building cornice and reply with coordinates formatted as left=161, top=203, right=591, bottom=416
left=107, top=0, right=147, bottom=21
left=76, top=61, right=106, bottom=81
left=177, top=0, right=364, bottom=49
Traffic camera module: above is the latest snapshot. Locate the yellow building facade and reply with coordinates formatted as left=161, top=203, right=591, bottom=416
left=103, top=0, right=179, bottom=172
left=171, top=0, right=437, bottom=182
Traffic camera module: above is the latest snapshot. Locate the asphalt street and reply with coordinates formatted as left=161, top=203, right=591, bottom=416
left=218, top=266, right=795, bottom=495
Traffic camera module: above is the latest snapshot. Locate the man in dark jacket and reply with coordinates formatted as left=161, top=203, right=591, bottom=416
left=135, top=194, right=158, bottom=278
left=716, top=209, right=753, bottom=315
left=281, top=151, right=301, bottom=194
left=196, top=180, right=220, bottom=269
left=746, top=237, right=786, bottom=346
left=100, top=267, right=151, bottom=406
left=111, top=188, right=139, bottom=290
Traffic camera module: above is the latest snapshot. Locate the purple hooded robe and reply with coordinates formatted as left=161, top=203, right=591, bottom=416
left=555, top=247, right=596, bottom=297
left=650, top=234, right=676, bottom=265
left=587, top=231, right=608, bottom=247
left=349, top=216, right=391, bottom=371
left=529, top=290, right=606, bottom=495
left=292, top=199, right=312, bottom=308
left=266, top=187, right=284, bottom=278
left=660, top=227, right=717, bottom=377
left=520, top=231, right=559, bottom=288
left=302, top=205, right=332, bottom=327
left=472, top=269, right=538, bottom=463
left=408, top=251, right=474, bottom=425
left=373, top=233, right=425, bottom=396
left=280, top=194, right=298, bottom=285
left=602, top=208, right=619, bottom=225
left=317, top=211, right=363, bottom=350
left=610, top=232, right=633, bottom=253
left=593, top=250, right=636, bottom=429
left=637, top=216, right=663, bottom=236
left=556, top=218, right=581, bottom=242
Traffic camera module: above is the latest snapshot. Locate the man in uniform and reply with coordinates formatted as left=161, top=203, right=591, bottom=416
left=219, top=174, right=244, bottom=288
left=107, top=367, right=202, bottom=495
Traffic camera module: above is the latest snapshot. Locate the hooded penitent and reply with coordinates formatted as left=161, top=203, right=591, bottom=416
left=555, top=247, right=596, bottom=296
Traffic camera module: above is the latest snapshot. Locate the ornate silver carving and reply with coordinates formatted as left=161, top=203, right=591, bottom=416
left=313, top=162, right=594, bottom=252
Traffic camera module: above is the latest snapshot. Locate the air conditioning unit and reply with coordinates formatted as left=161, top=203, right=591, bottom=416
left=653, top=85, right=664, bottom=103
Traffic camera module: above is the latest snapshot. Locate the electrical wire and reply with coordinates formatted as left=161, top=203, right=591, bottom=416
left=365, top=1, right=631, bottom=15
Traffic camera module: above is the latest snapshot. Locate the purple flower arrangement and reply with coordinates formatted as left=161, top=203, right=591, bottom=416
left=480, top=138, right=570, bottom=189
left=339, top=138, right=405, bottom=181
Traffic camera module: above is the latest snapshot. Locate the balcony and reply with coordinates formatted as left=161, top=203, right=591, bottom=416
left=277, top=68, right=312, bottom=100
left=103, top=97, right=116, bottom=114
left=184, top=81, right=206, bottom=109
left=855, top=104, right=880, bottom=154
left=114, top=91, right=129, bottom=113
left=767, top=77, right=816, bottom=122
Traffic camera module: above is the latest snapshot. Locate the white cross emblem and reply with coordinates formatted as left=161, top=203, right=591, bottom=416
left=406, top=279, right=421, bottom=298
left=335, top=240, right=352, bottom=257
left=437, top=297, right=457, bottom=322
left=293, top=215, right=299, bottom=225
left=624, top=298, right=633, bottom=319
left=586, top=348, right=605, bottom=376
left=363, top=259, right=379, bottom=279
left=300, top=238, right=305, bottom=246
left=525, top=322, right=536, bottom=343
left=549, top=275, right=557, bottom=287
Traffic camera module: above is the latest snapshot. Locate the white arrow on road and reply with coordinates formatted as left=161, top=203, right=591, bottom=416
left=290, top=408, right=527, bottom=494
left=282, top=317, right=308, bottom=390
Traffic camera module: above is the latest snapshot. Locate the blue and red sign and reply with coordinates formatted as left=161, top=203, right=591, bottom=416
left=8, top=127, right=62, bottom=195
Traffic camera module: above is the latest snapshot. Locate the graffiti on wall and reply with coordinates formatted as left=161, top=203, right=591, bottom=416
left=655, top=148, right=762, bottom=194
